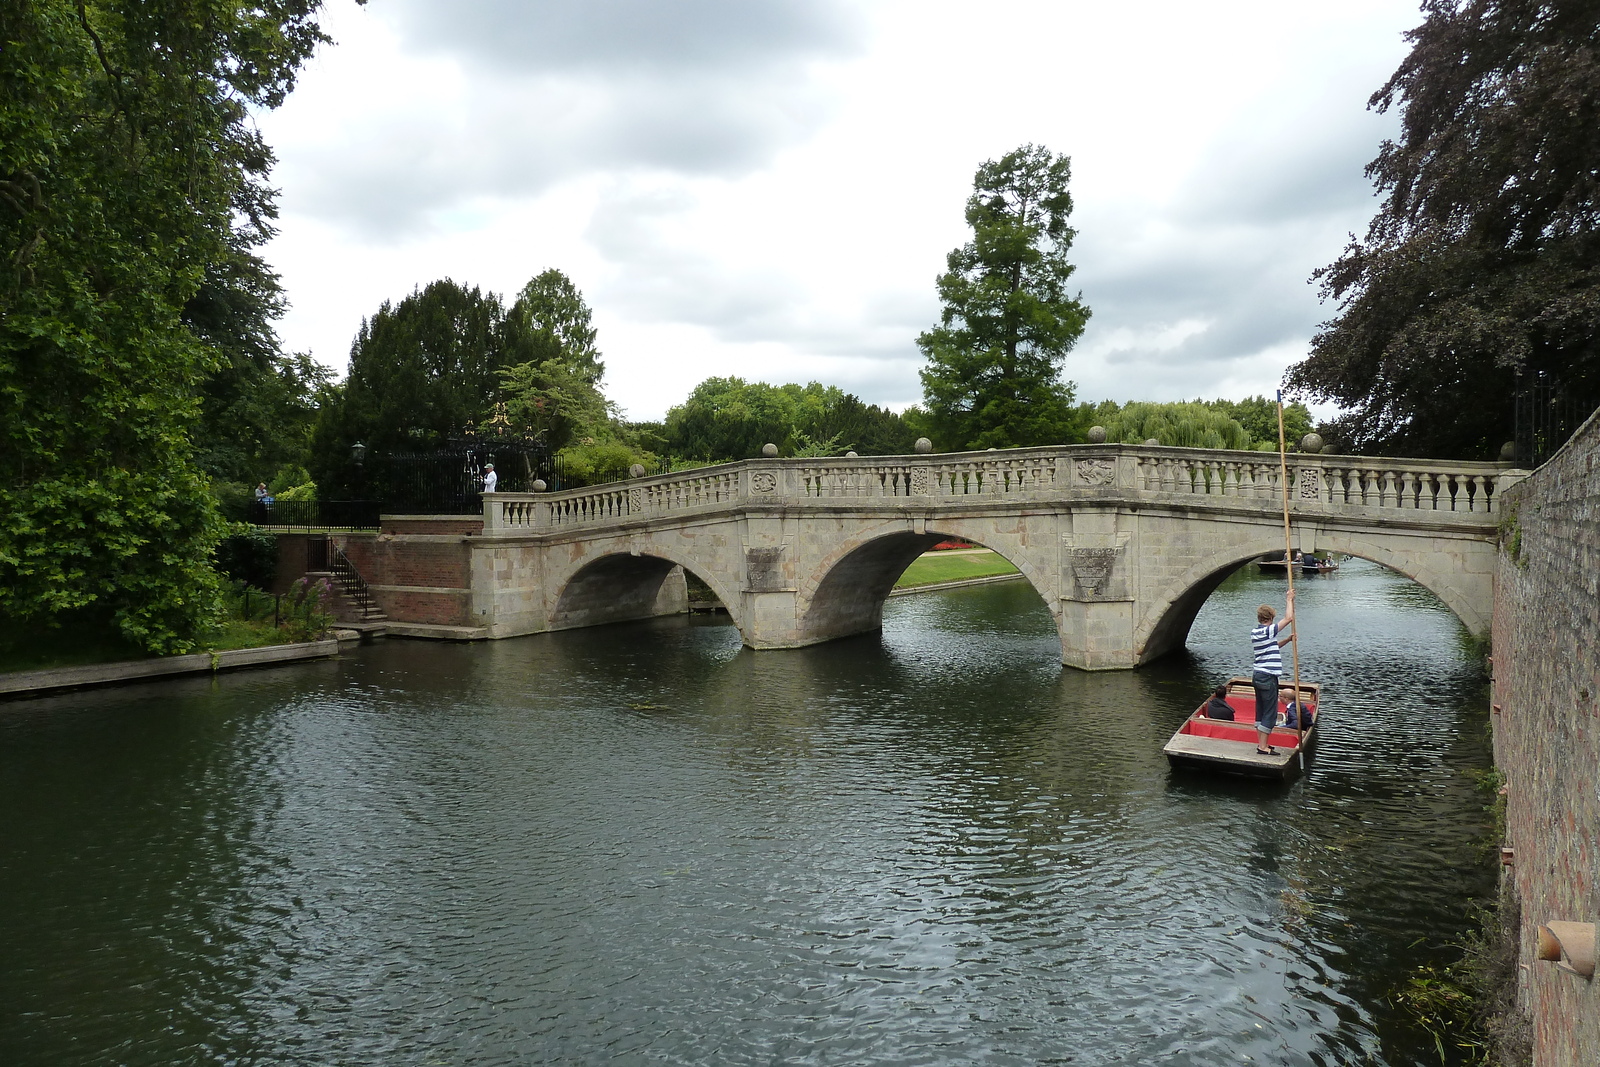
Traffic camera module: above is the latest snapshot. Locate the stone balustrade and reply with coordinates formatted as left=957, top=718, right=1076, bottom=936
left=482, top=445, right=1521, bottom=534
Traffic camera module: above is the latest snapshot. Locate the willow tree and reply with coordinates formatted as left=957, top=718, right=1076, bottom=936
left=918, top=144, right=1091, bottom=450
left=0, top=1, right=339, bottom=652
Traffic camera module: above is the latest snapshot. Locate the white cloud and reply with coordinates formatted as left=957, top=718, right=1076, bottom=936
left=259, top=0, right=1420, bottom=420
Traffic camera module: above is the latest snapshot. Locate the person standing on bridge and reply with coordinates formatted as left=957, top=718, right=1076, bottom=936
left=1251, top=591, right=1295, bottom=755
left=482, top=463, right=497, bottom=494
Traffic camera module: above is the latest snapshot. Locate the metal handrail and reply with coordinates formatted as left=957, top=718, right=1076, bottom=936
left=307, top=536, right=380, bottom=618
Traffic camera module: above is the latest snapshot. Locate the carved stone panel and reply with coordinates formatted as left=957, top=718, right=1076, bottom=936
left=628, top=487, right=645, bottom=512
left=1069, top=548, right=1120, bottom=599
left=1297, top=467, right=1323, bottom=500
left=1061, top=532, right=1132, bottom=601
left=1075, top=459, right=1116, bottom=486
left=745, top=547, right=789, bottom=592
left=750, top=471, right=778, bottom=494
left=909, top=467, right=930, bottom=495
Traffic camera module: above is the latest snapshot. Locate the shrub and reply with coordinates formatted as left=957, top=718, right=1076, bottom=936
left=213, top=526, right=278, bottom=588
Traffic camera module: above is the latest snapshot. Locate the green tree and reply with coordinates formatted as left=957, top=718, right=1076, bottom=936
left=506, top=268, right=604, bottom=385
left=309, top=279, right=511, bottom=495
left=497, top=358, right=613, bottom=455
left=1286, top=0, right=1600, bottom=458
left=0, top=0, right=336, bottom=653
left=188, top=246, right=330, bottom=485
left=1077, top=397, right=1314, bottom=451
left=664, top=378, right=813, bottom=459
left=918, top=144, right=1091, bottom=451
left=1207, top=396, right=1314, bottom=449
left=663, top=377, right=916, bottom=460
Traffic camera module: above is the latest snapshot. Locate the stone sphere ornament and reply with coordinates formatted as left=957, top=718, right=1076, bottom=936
left=845, top=451, right=858, bottom=458
left=531, top=479, right=547, bottom=492
left=629, top=463, right=646, bottom=478
left=1144, top=438, right=1160, bottom=447
left=1087, top=426, right=1107, bottom=444
left=762, top=443, right=779, bottom=458
left=1300, top=433, right=1324, bottom=454
left=914, top=437, right=933, bottom=454
left=1500, top=441, right=1518, bottom=462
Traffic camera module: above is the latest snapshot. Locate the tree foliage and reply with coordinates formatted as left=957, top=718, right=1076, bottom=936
left=498, top=358, right=614, bottom=456
left=311, top=271, right=630, bottom=492
left=507, top=268, right=604, bottom=385
left=188, top=246, right=329, bottom=485
left=664, top=378, right=915, bottom=460
left=1286, top=0, right=1600, bottom=457
left=1080, top=398, right=1314, bottom=451
left=0, top=0, right=334, bottom=653
left=309, top=278, right=514, bottom=494
left=918, top=144, right=1091, bottom=451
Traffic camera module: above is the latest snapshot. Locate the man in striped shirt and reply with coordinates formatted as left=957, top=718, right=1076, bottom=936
left=1250, top=590, right=1296, bottom=755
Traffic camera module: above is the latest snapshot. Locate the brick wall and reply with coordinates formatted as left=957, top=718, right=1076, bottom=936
left=271, top=534, right=313, bottom=595
left=1493, top=407, right=1600, bottom=1066
left=380, top=515, right=484, bottom=537
left=334, top=531, right=474, bottom=627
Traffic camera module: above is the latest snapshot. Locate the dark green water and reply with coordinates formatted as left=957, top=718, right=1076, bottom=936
left=0, top=560, right=1493, bottom=1066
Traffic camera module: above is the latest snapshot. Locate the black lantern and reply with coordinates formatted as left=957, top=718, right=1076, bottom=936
left=351, top=441, right=367, bottom=467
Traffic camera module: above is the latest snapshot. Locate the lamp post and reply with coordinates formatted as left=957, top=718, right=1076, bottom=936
left=350, top=442, right=368, bottom=506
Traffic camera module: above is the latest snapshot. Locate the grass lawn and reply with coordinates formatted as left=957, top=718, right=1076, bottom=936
left=894, top=549, right=1019, bottom=589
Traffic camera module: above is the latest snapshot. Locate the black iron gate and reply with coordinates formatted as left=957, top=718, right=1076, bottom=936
left=382, top=440, right=555, bottom=514
left=1515, top=370, right=1600, bottom=467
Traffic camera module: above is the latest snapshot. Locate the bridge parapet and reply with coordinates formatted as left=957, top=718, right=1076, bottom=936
left=1131, top=448, right=1520, bottom=520
left=482, top=445, right=1522, bottom=535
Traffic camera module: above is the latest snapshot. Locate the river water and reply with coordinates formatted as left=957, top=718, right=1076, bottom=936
left=0, top=560, right=1493, bottom=1066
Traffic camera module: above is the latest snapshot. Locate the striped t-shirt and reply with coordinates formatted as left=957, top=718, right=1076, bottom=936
left=1251, top=621, right=1283, bottom=675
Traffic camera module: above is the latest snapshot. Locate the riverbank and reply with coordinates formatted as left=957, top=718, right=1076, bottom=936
left=893, top=548, right=1018, bottom=589
left=888, top=573, right=1025, bottom=596
left=0, top=635, right=356, bottom=701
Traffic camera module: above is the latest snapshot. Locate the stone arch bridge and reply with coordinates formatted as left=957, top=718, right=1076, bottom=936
left=336, top=446, right=1522, bottom=670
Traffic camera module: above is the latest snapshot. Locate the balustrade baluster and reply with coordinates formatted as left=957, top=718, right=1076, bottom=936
left=1241, top=463, right=1267, bottom=499
left=1398, top=471, right=1415, bottom=508
left=1472, top=475, right=1490, bottom=514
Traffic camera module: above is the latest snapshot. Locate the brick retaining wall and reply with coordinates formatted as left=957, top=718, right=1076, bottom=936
left=336, top=530, right=473, bottom=627
left=1493, top=407, right=1600, bottom=1066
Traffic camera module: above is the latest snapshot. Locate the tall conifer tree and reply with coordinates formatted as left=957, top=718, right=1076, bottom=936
left=918, top=144, right=1090, bottom=451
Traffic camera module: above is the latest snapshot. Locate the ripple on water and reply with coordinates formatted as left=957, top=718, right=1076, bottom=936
left=0, top=560, right=1492, bottom=1066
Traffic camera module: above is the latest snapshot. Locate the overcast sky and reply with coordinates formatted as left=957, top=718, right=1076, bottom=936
left=258, top=0, right=1421, bottom=422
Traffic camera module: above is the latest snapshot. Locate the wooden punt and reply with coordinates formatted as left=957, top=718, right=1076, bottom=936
left=1163, top=677, right=1321, bottom=780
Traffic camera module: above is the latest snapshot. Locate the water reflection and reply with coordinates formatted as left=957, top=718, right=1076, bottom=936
left=0, top=560, right=1491, bottom=1066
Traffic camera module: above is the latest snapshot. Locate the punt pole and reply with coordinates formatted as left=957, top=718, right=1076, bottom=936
left=1276, top=389, right=1304, bottom=769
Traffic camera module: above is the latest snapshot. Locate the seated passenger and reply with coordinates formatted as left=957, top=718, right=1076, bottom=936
left=1203, top=684, right=1234, bottom=721
left=1278, top=700, right=1313, bottom=730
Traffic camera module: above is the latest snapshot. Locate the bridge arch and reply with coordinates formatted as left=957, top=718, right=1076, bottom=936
left=797, top=523, right=1058, bottom=650
left=1134, top=530, right=1490, bottom=664
left=550, top=548, right=744, bottom=635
